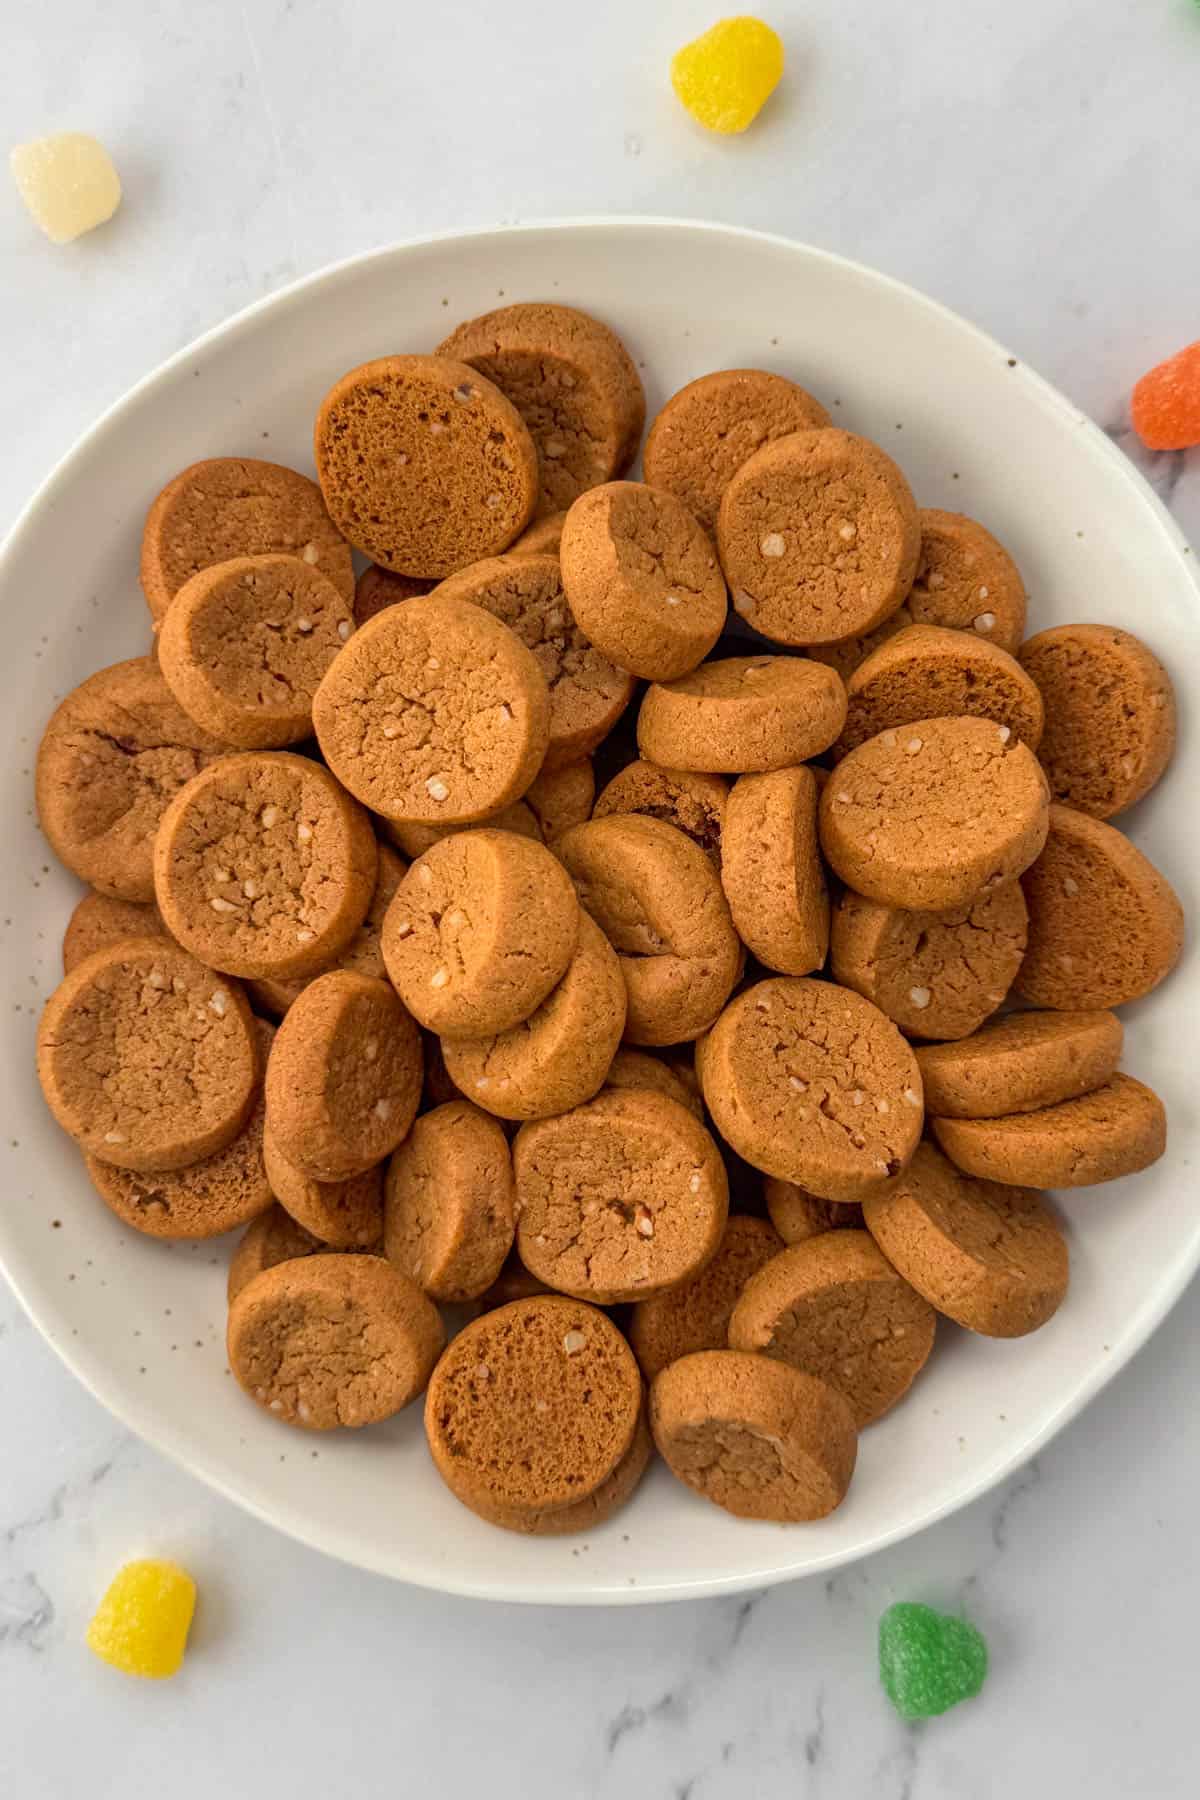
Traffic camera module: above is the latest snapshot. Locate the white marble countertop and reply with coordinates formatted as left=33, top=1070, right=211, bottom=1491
left=3, top=1, right=1199, bottom=1793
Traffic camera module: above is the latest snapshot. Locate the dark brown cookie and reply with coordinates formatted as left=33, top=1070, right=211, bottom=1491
left=593, top=761, right=727, bottom=865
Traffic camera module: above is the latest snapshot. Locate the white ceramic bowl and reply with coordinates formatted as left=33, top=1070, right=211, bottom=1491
left=2, top=219, right=1196, bottom=1604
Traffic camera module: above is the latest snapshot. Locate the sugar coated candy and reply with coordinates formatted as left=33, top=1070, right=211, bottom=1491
left=670, top=17, right=785, bottom=135
left=878, top=1601, right=988, bottom=1721
left=10, top=132, right=122, bottom=244
left=1131, top=339, right=1200, bottom=451
left=86, top=1558, right=197, bottom=1679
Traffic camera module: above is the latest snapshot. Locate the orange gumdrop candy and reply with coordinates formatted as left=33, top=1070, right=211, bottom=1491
left=1131, top=340, right=1200, bottom=451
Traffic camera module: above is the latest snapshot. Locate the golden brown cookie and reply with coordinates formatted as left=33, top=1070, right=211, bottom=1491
left=764, top=1179, right=862, bottom=1243
left=907, top=509, right=1026, bottom=653
left=720, top=767, right=828, bottom=975
left=628, top=1213, right=783, bottom=1380
left=424, top=1295, right=642, bottom=1515
left=436, top=303, right=644, bottom=515
left=247, top=842, right=406, bottom=1019
left=862, top=1141, right=1068, bottom=1335
left=698, top=978, right=923, bottom=1199
left=37, top=657, right=229, bottom=903
left=513, top=1090, right=728, bottom=1303
left=441, top=910, right=626, bottom=1120
left=830, top=881, right=1028, bottom=1041
left=932, top=1073, right=1166, bottom=1188
left=915, top=1009, right=1123, bottom=1119
left=37, top=938, right=259, bottom=1172
left=311, top=594, right=550, bottom=824
left=603, top=1047, right=705, bottom=1118
left=559, top=482, right=727, bottom=680
left=593, top=760, right=727, bottom=865
left=717, top=429, right=920, bottom=646
left=806, top=608, right=913, bottom=682
left=470, top=1248, right=553, bottom=1313
left=556, top=814, right=741, bottom=1045
left=649, top=1350, right=857, bottom=1522
left=140, top=457, right=353, bottom=625
left=728, top=1231, right=936, bottom=1425
left=264, top=970, right=421, bottom=1180
left=314, top=355, right=538, bottom=575
left=461, top=1403, right=653, bottom=1537
left=228, top=1254, right=443, bottom=1430
left=228, top=1203, right=379, bottom=1303
left=154, top=751, right=378, bottom=980
left=508, top=510, right=569, bottom=558
left=1015, top=804, right=1184, bottom=1008
left=642, top=369, right=831, bottom=535
left=380, top=802, right=542, bottom=860
left=354, top=566, right=433, bottom=627
left=638, top=656, right=847, bottom=773
left=156, top=554, right=355, bottom=748
left=835, top=624, right=1044, bottom=759
left=1018, top=623, right=1176, bottom=819
left=523, top=758, right=594, bottom=842
left=820, top=716, right=1050, bottom=911
left=383, top=1099, right=515, bottom=1301
left=262, top=1123, right=384, bottom=1248
left=62, top=891, right=164, bottom=974
left=430, top=554, right=634, bottom=768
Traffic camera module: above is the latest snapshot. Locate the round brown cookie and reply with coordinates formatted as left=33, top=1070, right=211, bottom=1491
left=62, top=891, right=164, bottom=974
left=559, top=482, right=727, bottom=681
left=721, top=767, right=828, bottom=975
left=380, top=801, right=541, bottom=860
left=907, top=510, right=1026, bottom=653
left=228, top=1202, right=381, bottom=1303
left=698, top=978, right=923, bottom=1200
left=807, top=606, right=913, bottom=683
left=156, top=554, right=355, bottom=749
left=862, top=1141, right=1068, bottom=1336
left=354, top=566, right=434, bottom=628
left=650, top=1350, right=857, bottom=1522
left=556, top=814, right=741, bottom=1045
left=471, top=1248, right=553, bottom=1312
left=313, top=355, right=538, bottom=575
left=728, top=1231, right=936, bottom=1425
left=430, top=555, right=634, bottom=769
left=830, top=881, right=1028, bottom=1041
left=37, top=937, right=259, bottom=1172
left=603, top=1047, right=705, bottom=1118
left=523, top=758, right=594, bottom=842
left=247, top=842, right=406, bottom=1018
left=593, top=761, right=727, bottom=866
left=264, top=971, right=422, bottom=1180
left=383, top=1101, right=514, bottom=1302
left=154, top=752, right=377, bottom=980
left=1018, top=623, right=1176, bottom=819
left=424, top=1294, right=642, bottom=1515
left=820, top=716, right=1050, bottom=911
left=1015, top=804, right=1184, bottom=1008
left=436, top=303, right=645, bottom=515
left=381, top=830, right=578, bottom=1038
left=764, top=1179, right=863, bottom=1243
left=311, top=594, right=550, bottom=824
left=140, top=457, right=354, bottom=625
left=262, top=1123, right=384, bottom=1248
left=441, top=910, right=626, bottom=1120
left=932, top=1073, right=1166, bottom=1188
left=628, top=1213, right=783, bottom=1380
left=717, top=429, right=920, bottom=646
left=513, top=1090, right=729, bottom=1303
left=642, top=369, right=831, bottom=536
left=638, top=656, right=847, bottom=773
left=508, top=511, right=569, bottom=558
left=228, top=1254, right=443, bottom=1430
left=37, top=656, right=230, bottom=903
left=835, top=624, right=1044, bottom=760
left=461, top=1404, right=653, bottom=1537
left=916, top=1009, right=1123, bottom=1119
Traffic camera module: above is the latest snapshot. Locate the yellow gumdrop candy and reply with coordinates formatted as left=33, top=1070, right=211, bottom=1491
left=86, top=1559, right=196, bottom=1680
left=670, top=17, right=785, bottom=136
left=10, top=133, right=122, bottom=245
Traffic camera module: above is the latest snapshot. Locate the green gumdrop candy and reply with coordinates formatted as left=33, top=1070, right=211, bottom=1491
left=878, top=1601, right=988, bottom=1720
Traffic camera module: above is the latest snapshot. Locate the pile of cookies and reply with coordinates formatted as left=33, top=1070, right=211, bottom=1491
left=34, top=301, right=1182, bottom=1536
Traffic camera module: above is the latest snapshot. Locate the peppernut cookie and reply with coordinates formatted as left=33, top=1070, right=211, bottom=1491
left=37, top=937, right=259, bottom=1172
left=247, top=842, right=406, bottom=1019
left=830, top=881, right=1028, bottom=1041
left=764, top=1179, right=863, bottom=1244
left=932, top=1073, right=1167, bottom=1188
left=462, top=1403, right=653, bottom=1536
left=311, top=594, right=550, bottom=824
left=523, top=758, right=595, bottom=842
left=262, top=1123, right=384, bottom=1248
left=354, top=566, right=434, bottom=628
left=728, top=1231, right=936, bottom=1425
left=62, top=891, right=164, bottom=974
left=819, top=716, right=1050, bottom=911
left=313, top=356, right=538, bottom=575
left=384, top=1100, right=515, bottom=1302
left=593, top=761, right=728, bottom=866
left=380, top=801, right=541, bottom=861
left=720, top=767, right=828, bottom=975
left=603, top=1047, right=705, bottom=1118
left=228, top=1254, right=443, bottom=1430
left=154, top=752, right=378, bottom=980
left=906, top=510, right=1026, bottom=653
left=264, top=971, right=422, bottom=1181
left=37, top=656, right=230, bottom=903
left=649, top=1350, right=857, bottom=1522
left=697, top=979, right=923, bottom=1200
left=508, top=510, right=569, bottom=558
left=471, top=1248, right=553, bottom=1313
left=228, top=1202, right=379, bottom=1303
left=807, top=607, right=913, bottom=683
left=1018, top=623, right=1176, bottom=818
left=637, top=656, right=847, bottom=773
left=915, top=1010, right=1124, bottom=1119
left=862, top=1141, right=1068, bottom=1336
left=717, top=429, right=920, bottom=646
left=628, top=1213, right=783, bottom=1380
left=835, top=624, right=1044, bottom=760
left=140, top=457, right=354, bottom=624
left=1015, top=804, right=1184, bottom=1008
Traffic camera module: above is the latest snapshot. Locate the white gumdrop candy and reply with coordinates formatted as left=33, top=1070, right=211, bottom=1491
left=10, top=132, right=122, bottom=244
